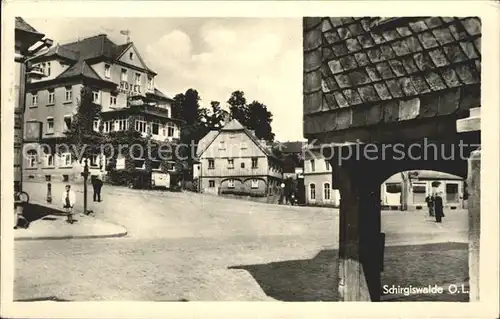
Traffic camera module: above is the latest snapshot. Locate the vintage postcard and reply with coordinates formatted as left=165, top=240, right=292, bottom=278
left=1, top=1, right=499, bottom=318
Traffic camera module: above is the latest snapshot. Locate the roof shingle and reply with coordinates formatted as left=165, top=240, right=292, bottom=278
left=312, top=16, right=481, bottom=111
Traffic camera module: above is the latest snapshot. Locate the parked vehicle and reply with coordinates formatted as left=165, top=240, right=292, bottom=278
left=151, top=171, right=170, bottom=188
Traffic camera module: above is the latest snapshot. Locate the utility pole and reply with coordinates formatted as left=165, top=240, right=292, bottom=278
left=82, top=158, right=90, bottom=214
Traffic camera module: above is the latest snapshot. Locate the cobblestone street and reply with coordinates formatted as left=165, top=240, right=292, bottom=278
left=15, top=182, right=468, bottom=301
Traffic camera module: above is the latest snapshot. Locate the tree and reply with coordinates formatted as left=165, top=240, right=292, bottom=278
left=182, top=89, right=202, bottom=126
left=171, top=93, right=185, bottom=119
left=227, top=90, right=248, bottom=126
left=65, top=86, right=104, bottom=161
left=202, top=101, right=230, bottom=129
left=246, top=101, right=275, bottom=142
left=226, top=91, right=275, bottom=142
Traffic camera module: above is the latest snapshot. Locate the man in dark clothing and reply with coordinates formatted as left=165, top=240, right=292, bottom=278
left=92, top=172, right=104, bottom=202
left=434, top=192, right=444, bottom=223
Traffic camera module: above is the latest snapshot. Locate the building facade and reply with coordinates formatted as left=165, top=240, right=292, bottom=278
left=304, top=150, right=464, bottom=209
left=303, top=150, right=341, bottom=207
left=14, top=17, right=52, bottom=193
left=22, top=33, right=182, bottom=183
left=278, top=141, right=307, bottom=204
left=382, top=170, right=465, bottom=209
left=197, top=119, right=283, bottom=197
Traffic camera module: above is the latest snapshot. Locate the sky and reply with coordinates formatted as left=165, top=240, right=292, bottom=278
left=27, top=18, right=304, bottom=142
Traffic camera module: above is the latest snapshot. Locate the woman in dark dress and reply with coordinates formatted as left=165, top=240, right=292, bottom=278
left=434, top=192, right=444, bottom=223
left=425, top=194, right=434, bottom=217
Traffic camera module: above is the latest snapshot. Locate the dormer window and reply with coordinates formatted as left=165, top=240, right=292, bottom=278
left=104, top=64, right=111, bottom=78
left=129, top=52, right=134, bottom=60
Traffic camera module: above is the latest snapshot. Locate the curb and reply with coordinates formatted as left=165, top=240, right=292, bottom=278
left=15, top=229, right=128, bottom=241
left=15, top=200, right=128, bottom=241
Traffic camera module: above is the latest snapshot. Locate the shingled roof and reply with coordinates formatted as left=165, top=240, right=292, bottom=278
left=197, top=119, right=280, bottom=160
left=303, top=17, right=482, bottom=142
left=30, top=34, right=156, bottom=81
left=15, top=17, right=42, bottom=35
left=314, top=17, right=481, bottom=110
left=57, top=59, right=104, bottom=81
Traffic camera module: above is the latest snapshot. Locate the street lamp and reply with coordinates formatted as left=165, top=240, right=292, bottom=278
left=81, top=158, right=90, bottom=214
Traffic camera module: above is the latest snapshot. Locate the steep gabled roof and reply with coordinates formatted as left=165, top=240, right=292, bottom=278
left=115, top=42, right=156, bottom=74
left=56, top=60, right=104, bottom=81
left=197, top=119, right=279, bottom=160
left=147, top=88, right=174, bottom=102
left=221, top=119, right=245, bottom=131
left=30, top=34, right=157, bottom=75
left=196, top=130, right=219, bottom=157
left=15, top=17, right=42, bottom=35
left=37, top=43, right=79, bottom=61
left=61, top=34, right=124, bottom=61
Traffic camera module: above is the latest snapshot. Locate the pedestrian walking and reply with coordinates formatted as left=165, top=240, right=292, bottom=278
left=434, top=191, right=444, bottom=223
left=93, top=172, right=104, bottom=202
left=62, top=184, right=76, bottom=224
left=425, top=194, right=435, bottom=217
left=279, top=182, right=285, bottom=205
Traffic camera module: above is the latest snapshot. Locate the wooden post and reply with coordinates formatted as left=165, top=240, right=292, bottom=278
left=457, top=107, right=480, bottom=301
left=336, top=161, right=382, bottom=301
left=467, top=149, right=480, bottom=301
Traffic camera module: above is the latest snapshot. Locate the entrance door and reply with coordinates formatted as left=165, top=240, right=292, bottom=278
left=412, top=181, right=427, bottom=206
left=445, top=181, right=461, bottom=205
left=297, top=177, right=305, bottom=204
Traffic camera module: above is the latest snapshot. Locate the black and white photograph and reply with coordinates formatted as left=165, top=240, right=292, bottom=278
left=1, top=1, right=499, bottom=318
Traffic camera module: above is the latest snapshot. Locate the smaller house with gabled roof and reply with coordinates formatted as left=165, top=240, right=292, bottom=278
left=196, top=119, right=284, bottom=197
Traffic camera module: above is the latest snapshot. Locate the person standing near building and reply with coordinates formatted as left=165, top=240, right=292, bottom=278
left=279, top=182, right=285, bottom=204
left=93, top=172, right=104, bottom=202
left=62, top=184, right=76, bottom=224
left=434, top=191, right=444, bottom=223
left=425, top=194, right=435, bottom=217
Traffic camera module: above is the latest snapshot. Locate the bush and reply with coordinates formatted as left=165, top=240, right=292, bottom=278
left=183, top=180, right=198, bottom=192
left=107, top=169, right=152, bottom=189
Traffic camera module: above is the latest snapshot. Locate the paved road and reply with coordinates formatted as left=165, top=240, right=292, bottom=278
left=15, top=182, right=468, bottom=301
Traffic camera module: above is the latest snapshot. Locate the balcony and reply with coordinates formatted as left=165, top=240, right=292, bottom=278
left=133, top=104, right=170, bottom=117
left=26, top=65, right=46, bottom=79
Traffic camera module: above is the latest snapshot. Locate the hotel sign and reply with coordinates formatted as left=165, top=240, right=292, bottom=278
left=119, top=81, right=141, bottom=96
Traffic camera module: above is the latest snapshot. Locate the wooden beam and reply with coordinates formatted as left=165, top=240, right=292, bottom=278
left=306, top=115, right=460, bottom=145
left=335, top=162, right=383, bottom=301
left=457, top=107, right=481, bottom=133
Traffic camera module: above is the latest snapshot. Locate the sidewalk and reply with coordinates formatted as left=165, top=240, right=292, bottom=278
left=15, top=200, right=127, bottom=241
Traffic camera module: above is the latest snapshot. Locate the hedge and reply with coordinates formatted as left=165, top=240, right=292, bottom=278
left=107, top=169, right=152, bottom=189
